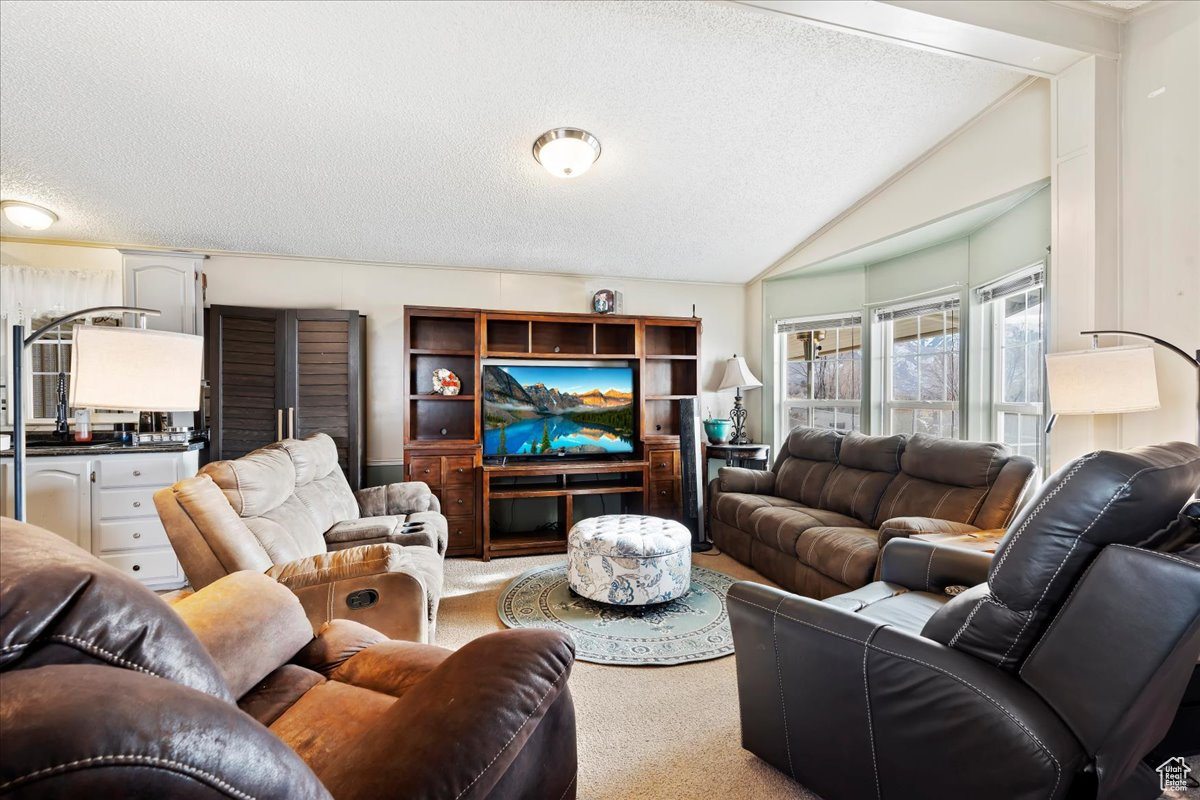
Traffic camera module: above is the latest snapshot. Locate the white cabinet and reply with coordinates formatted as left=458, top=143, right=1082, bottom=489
left=121, top=250, right=206, bottom=336
left=0, top=457, right=92, bottom=551
left=1, top=449, right=200, bottom=590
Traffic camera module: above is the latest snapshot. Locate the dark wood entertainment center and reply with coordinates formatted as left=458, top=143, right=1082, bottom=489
left=402, top=306, right=701, bottom=559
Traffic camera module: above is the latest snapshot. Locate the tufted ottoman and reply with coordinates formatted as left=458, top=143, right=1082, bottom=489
left=567, top=514, right=692, bottom=605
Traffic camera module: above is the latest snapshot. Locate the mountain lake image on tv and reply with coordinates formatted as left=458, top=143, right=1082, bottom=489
left=483, top=365, right=634, bottom=457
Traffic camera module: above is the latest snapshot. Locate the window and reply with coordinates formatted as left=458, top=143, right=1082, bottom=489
left=980, top=267, right=1045, bottom=464
left=21, top=315, right=127, bottom=424
left=777, top=314, right=863, bottom=434
left=877, top=296, right=961, bottom=438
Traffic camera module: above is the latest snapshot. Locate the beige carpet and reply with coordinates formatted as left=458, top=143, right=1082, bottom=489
left=437, top=551, right=815, bottom=800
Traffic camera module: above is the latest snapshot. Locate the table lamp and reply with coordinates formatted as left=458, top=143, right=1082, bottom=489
left=10, top=306, right=203, bottom=521
left=718, top=355, right=762, bottom=445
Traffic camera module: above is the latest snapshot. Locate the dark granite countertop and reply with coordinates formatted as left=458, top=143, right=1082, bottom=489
left=0, top=440, right=206, bottom=457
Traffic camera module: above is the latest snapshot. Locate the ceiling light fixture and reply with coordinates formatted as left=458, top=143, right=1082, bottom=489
left=1, top=200, right=59, bottom=231
left=533, top=128, right=601, bottom=179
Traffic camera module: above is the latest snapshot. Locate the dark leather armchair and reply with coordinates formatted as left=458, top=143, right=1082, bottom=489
left=728, top=442, right=1200, bottom=800
left=0, top=517, right=577, bottom=799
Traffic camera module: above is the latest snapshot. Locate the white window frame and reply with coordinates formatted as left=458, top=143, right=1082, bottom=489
left=775, top=313, right=863, bottom=437
left=982, top=264, right=1047, bottom=468
left=876, top=294, right=963, bottom=439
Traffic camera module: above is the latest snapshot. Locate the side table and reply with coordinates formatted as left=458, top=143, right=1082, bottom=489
left=703, top=442, right=771, bottom=471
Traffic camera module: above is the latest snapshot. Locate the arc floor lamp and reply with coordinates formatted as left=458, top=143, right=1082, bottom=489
left=10, top=306, right=203, bottom=521
left=1045, top=328, right=1200, bottom=445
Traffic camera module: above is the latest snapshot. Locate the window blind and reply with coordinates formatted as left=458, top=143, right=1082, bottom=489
left=775, top=314, right=862, bottom=334
left=976, top=268, right=1045, bottom=303
left=873, top=297, right=959, bottom=323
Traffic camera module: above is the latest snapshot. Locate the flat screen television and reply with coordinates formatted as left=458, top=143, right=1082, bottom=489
left=482, top=364, right=635, bottom=458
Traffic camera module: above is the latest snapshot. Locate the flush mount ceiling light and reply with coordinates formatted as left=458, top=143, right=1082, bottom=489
left=1, top=200, right=59, bottom=231
left=532, top=128, right=601, bottom=179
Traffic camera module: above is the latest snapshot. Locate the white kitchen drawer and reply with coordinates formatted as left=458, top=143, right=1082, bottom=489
left=96, top=517, right=171, bottom=553
left=97, top=487, right=159, bottom=519
left=97, top=457, right=178, bottom=489
left=99, top=547, right=181, bottom=585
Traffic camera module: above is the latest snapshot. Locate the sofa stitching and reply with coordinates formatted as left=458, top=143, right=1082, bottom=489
left=925, top=548, right=936, bottom=592
left=849, top=475, right=867, bottom=522
left=863, top=626, right=884, bottom=800
left=0, top=635, right=165, bottom=678
left=991, top=453, right=1097, bottom=577
left=868, top=643, right=1061, bottom=799
left=454, top=658, right=571, bottom=800
left=948, top=597, right=987, bottom=647
left=884, top=479, right=911, bottom=525
left=557, top=774, right=577, bottom=800
left=726, top=594, right=867, bottom=646
left=770, top=594, right=797, bottom=780
left=1018, top=554, right=1105, bottom=675
left=799, top=463, right=818, bottom=504
left=0, top=754, right=257, bottom=799
left=998, top=473, right=1133, bottom=666
left=1117, top=546, right=1200, bottom=568
left=839, top=538, right=871, bottom=584
left=929, top=487, right=954, bottom=519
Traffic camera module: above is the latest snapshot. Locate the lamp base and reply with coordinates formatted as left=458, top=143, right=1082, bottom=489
left=729, top=391, right=750, bottom=445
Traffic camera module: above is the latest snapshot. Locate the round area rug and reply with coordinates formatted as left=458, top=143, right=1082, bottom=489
left=497, top=563, right=737, bottom=666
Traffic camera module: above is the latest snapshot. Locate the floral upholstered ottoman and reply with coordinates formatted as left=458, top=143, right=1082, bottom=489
left=567, top=514, right=692, bottom=605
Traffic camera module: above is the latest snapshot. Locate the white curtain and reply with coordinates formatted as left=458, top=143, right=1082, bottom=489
left=0, top=265, right=121, bottom=327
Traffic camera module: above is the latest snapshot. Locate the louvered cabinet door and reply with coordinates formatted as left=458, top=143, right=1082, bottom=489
left=285, top=310, right=364, bottom=489
left=208, top=306, right=286, bottom=460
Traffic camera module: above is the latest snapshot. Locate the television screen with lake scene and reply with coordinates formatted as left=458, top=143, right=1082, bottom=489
left=482, top=365, right=635, bottom=457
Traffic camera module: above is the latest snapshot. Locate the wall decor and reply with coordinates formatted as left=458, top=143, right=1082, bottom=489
left=591, top=289, right=622, bottom=315
left=431, top=368, right=461, bottom=395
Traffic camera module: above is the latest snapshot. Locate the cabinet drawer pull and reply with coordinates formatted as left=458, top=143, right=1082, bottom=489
left=423, top=468, right=431, bottom=475
left=456, top=498, right=464, bottom=505
left=657, top=462, right=667, bottom=468
left=132, top=532, right=142, bottom=540
left=658, top=489, right=668, bottom=496
left=132, top=564, right=141, bottom=572
left=132, top=470, right=142, bottom=477
left=132, top=501, right=142, bottom=508
left=457, top=467, right=465, bottom=473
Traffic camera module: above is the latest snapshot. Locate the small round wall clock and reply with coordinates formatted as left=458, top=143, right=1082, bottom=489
left=431, top=368, right=461, bottom=395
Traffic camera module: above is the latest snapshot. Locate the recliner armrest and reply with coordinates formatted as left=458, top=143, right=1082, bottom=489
left=877, top=516, right=980, bottom=550
left=267, top=544, right=408, bottom=591
left=718, top=466, right=776, bottom=495
left=355, top=481, right=440, bottom=516
left=877, top=538, right=992, bottom=592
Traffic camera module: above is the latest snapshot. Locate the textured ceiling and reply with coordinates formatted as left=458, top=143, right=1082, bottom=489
left=0, top=1, right=1023, bottom=283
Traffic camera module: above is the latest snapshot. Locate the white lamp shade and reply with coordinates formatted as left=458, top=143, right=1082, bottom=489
left=1045, top=345, right=1160, bottom=415
left=69, top=326, right=203, bottom=411
left=718, top=355, right=762, bottom=392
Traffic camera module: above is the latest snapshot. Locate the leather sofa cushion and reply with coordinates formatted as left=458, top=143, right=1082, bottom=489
left=901, top=433, right=1008, bottom=488
left=748, top=506, right=867, bottom=556
left=326, top=516, right=402, bottom=543
left=713, top=492, right=804, bottom=531
left=203, top=448, right=297, bottom=517
left=779, top=426, right=843, bottom=463
left=874, top=473, right=989, bottom=528
left=837, top=430, right=904, bottom=473
left=775, top=458, right=837, bottom=506
left=795, top=526, right=881, bottom=589
left=851, top=590, right=947, bottom=632
left=924, top=442, right=1200, bottom=672
left=817, top=465, right=894, bottom=524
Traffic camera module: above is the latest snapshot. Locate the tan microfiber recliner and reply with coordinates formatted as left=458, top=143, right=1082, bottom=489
left=156, top=433, right=447, bottom=643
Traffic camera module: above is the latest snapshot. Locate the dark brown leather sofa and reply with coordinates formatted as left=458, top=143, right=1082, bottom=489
left=711, top=428, right=1036, bottom=598
left=727, top=441, right=1200, bottom=800
left=0, top=517, right=577, bottom=799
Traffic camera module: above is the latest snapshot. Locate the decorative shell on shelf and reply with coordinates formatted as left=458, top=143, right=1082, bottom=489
left=431, top=368, right=461, bottom=395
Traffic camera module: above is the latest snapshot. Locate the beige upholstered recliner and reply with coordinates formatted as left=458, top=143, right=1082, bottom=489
left=156, top=433, right=447, bottom=643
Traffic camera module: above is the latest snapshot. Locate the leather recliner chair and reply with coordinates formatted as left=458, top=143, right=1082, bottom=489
left=728, top=442, right=1200, bottom=800
left=0, top=517, right=577, bottom=799
left=156, top=433, right=447, bottom=643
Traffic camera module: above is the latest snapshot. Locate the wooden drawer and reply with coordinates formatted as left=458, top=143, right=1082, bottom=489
left=443, top=456, right=475, bottom=485
left=409, top=456, right=442, bottom=486
left=445, top=515, right=477, bottom=551
left=648, top=449, right=678, bottom=477
left=97, top=458, right=177, bottom=489
left=441, top=484, right=475, bottom=515
left=99, top=547, right=181, bottom=584
left=96, top=517, right=171, bottom=553
left=648, top=479, right=680, bottom=512
left=97, top=487, right=159, bottom=519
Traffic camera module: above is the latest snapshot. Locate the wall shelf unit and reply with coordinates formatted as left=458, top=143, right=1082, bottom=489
left=403, top=306, right=701, bottom=559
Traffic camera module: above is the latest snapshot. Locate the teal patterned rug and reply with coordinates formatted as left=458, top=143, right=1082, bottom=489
left=497, top=563, right=737, bottom=666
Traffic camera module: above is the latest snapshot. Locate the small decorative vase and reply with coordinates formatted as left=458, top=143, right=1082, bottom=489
left=703, top=419, right=732, bottom=445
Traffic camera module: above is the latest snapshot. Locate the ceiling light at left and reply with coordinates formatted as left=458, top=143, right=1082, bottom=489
left=1, top=200, right=59, bottom=231
left=533, top=128, right=601, bottom=179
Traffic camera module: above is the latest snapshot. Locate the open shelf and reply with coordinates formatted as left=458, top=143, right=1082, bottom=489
left=489, top=530, right=568, bottom=551
left=410, top=353, right=475, bottom=397
left=645, top=354, right=697, bottom=361
left=644, top=357, right=697, bottom=397
left=410, top=316, right=475, bottom=352
left=408, top=394, right=474, bottom=401
left=530, top=320, right=593, bottom=355
left=645, top=324, right=698, bottom=357
left=409, top=397, right=475, bottom=441
left=645, top=398, right=681, bottom=437
left=489, top=484, right=642, bottom=499
left=409, top=348, right=475, bottom=356
left=486, top=319, right=530, bottom=353
left=595, top=322, right=637, bottom=355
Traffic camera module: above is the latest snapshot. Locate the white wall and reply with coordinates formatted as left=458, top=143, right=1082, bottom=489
left=1118, top=1, right=1200, bottom=449
left=0, top=241, right=745, bottom=465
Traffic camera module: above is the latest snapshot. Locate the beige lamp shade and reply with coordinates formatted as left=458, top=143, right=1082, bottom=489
left=718, top=355, right=762, bottom=392
left=69, top=325, right=203, bottom=411
left=1044, top=345, right=1160, bottom=415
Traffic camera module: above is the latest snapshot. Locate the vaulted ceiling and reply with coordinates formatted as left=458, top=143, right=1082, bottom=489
left=0, top=1, right=1024, bottom=283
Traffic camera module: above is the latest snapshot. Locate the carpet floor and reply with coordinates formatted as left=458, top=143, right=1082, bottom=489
left=437, top=550, right=815, bottom=800
left=437, top=552, right=1196, bottom=800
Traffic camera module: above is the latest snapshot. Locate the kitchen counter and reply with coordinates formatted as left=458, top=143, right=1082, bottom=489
left=1, top=440, right=206, bottom=457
